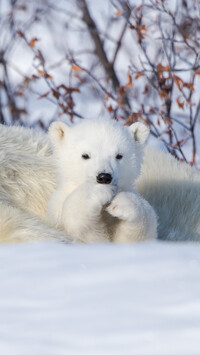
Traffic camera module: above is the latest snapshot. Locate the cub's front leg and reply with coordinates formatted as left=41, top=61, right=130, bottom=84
left=61, top=182, right=117, bottom=243
left=106, top=191, right=157, bottom=243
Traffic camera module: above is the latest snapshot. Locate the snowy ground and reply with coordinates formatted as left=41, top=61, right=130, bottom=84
left=0, top=241, right=200, bottom=355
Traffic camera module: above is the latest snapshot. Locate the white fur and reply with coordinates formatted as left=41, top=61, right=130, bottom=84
left=136, top=147, right=200, bottom=241
left=0, top=124, right=72, bottom=243
left=0, top=120, right=200, bottom=243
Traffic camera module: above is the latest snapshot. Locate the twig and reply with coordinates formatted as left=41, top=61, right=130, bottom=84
left=77, top=0, right=131, bottom=114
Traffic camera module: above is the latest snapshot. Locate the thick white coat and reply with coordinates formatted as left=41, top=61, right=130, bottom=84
left=0, top=124, right=71, bottom=243
left=137, top=147, right=200, bottom=241
left=47, top=119, right=157, bottom=243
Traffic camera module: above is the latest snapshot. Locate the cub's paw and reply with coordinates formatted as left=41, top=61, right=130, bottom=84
left=90, top=183, right=118, bottom=208
left=106, top=191, right=141, bottom=222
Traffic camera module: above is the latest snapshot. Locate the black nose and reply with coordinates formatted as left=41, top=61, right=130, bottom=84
left=96, top=173, right=112, bottom=184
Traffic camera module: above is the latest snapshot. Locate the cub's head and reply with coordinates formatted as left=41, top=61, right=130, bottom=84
left=49, top=118, right=149, bottom=191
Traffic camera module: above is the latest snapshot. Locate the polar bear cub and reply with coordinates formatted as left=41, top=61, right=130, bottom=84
left=47, top=118, right=157, bottom=243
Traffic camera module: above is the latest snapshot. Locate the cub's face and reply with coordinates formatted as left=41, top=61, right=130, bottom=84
left=49, top=119, right=149, bottom=191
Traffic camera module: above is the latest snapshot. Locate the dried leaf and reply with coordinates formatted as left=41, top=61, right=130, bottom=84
left=143, top=85, right=149, bottom=94
left=72, top=64, right=82, bottom=72
left=167, top=118, right=173, bottom=125
left=37, top=69, right=52, bottom=79
left=74, top=74, right=85, bottom=83
left=179, top=139, right=184, bottom=145
left=37, top=50, right=45, bottom=65
left=125, top=113, right=142, bottom=125
left=44, top=73, right=53, bottom=80
left=56, top=84, right=80, bottom=94
left=117, top=97, right=122, bottom=107
left=137, top=24, right=147, bottom=32
left=173, top=139, right=184, bottom=147
left=107, top=105, right=113, bottom=112
left=31, top=74, right=39, bottom=80
left=38, top=70, right=45, bottom=76
left=157, top=64, right=163, bottom=79
left=66, top=87, right=80, bottom=94
left=29, top=37, right=38, bottom=48
left=136, top=23, right=147, bottom=42
left=10, top=106, right=27, bottom=115
left=162, top=65, right=170, bottom=71
left=125, top=74, right=133, bottom=88
left=135, top=5, right=143, bottom=12
left=183, top=82, right=194, bottom=90
left=118, top=86, right=125, bottom=96
left=157, top=63, right=170, bottom=79
left=135, top=72, right=144, bottom=79
left=176, top=96, right=184, bottom=109
left=157, top=64, right=170, bottom=72
left=104, top=93, right=112, bottom=101
left=16, top=30, right=24, bottom=38
left=173, top=75, right=183, bottom=92
left=38, top=91, right=50, bottom=99
left=159, top=90, right=169, bottom=99
left=52, top=90, right=60, bottom=99
left=115, top=10, right=122, bottom=16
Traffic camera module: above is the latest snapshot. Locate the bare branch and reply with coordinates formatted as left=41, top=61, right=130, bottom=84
left=77, top=0, right=131, bottom=115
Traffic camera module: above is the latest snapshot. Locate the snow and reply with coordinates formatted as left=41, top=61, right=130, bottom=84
left=0, top=241, right=200, bottom=355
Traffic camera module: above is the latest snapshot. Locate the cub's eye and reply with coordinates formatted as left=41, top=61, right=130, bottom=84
left=116, top=154, right=123, bottom=160
left=82, top=153, right=90, bottom=160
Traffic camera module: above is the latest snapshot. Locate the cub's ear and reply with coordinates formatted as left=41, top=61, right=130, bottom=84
left=48, top=121, right=69, bottom=144
left=129, top=122, right=149, bottom=144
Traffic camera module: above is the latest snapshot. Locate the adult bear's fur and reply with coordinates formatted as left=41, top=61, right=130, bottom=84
left=0, top=124, right=71, bottom=243
left=136, top=148, right=200, bottom=241
left=0, top=123, right=200, bottom=242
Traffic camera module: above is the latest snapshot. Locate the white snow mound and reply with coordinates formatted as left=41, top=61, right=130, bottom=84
left=0, top=241, right=200, bottom=355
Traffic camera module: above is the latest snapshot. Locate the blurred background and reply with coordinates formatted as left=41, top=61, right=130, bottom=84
left=0, top=0, right=200, bottom=164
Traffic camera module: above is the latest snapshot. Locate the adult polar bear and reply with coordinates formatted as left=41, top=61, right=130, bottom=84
left=0, top=118, right=199, bottom=243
